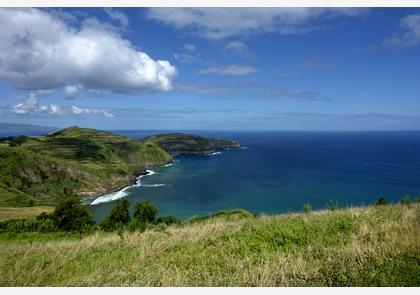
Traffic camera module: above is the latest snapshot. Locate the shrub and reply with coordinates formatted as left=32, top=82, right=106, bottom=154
left=376, top=197, right=389, bottom=206
left=399, top=195, right=412, bottom=205
left=303, top=204, right=312, bottom=213
left=133, top=200, right=157, bottom=224
left=0, top=218, right=57, bottom=233
left=127, top=219, right=146, bottom=232
left=102, top=198, right=131, bottom=230
left=155, top=216, right=180, bottom=225
left=52, top=196, right=94, bottom=231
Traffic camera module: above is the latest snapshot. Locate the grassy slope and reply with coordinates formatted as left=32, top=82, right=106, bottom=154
left=0, top=127, right=171, bottom=206
left=0, top=203, right=418, bottom=286
left=145, top=133, right=240, bottom=155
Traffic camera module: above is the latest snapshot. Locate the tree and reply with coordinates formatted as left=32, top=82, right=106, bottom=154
left=376, top=196, right=389, bottom=206
left=52, top=196, right=94, bottom=231
left=102, top=198, right=131, bottom=230
left=133, top=200, right=157, bottom=223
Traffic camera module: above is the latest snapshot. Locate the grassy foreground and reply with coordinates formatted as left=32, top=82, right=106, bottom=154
left=0, top=203, right=418, bottom=286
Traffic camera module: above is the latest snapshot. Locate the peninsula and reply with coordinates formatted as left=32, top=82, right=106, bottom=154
left=0, top=126, right=240, bottom=216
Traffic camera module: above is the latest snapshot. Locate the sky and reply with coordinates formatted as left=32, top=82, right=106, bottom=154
left=0, top=7, right=420, bottom=130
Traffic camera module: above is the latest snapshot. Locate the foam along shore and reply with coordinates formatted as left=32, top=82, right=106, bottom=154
left=90, top=169, right=156, bottom=205
left=208, top=151, right=222, bottom=156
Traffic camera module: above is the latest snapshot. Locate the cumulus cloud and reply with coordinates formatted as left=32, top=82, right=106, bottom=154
left=0, top=8, right=177, bottom=94
left=198, top=65, right=257, bottom=76
left=147, top=8, right=366, bottom=39
left=102, top=8, right=129, bottom=28
left=384, top=13, right=420, bottom=47
left=11, top=93, right=63, bottom=115
left=9, top=93, right=113, bottom=117
left=64, top=85, right=81, bottom=99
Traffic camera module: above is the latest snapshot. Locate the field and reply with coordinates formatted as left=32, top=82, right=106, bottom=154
left=0, top=203, right=418, bottom=286
left=0, top=206, right=54, bottom=221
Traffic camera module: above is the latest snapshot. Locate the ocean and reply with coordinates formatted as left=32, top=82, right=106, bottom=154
left=87, top=130, right=420, bottom=221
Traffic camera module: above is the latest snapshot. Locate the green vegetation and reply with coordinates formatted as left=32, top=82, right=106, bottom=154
left=145, top=133, right=240, bottom=155
left=134, top=200, right=158, bottom=224
left=0, top=202, right=418, bottom=286
left=101, top=199, right=131, bottom=230
left=376, top=197, right=389, bottom=205
left=0, top=126, right=238, bottom=214
left=51, top=196, right=94, bottom=232
left=303, top=203, right=312, bottom=213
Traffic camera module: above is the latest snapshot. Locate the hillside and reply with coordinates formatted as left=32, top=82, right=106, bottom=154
left=0, top=126, right=171, bottom=207
left=0, top=203, right=418, bottom=286
left=145, top=133, right=240, bottom=155
left=0, top=127, right=239, bottom=211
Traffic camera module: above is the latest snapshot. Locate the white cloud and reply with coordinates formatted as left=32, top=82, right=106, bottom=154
left=147, top=8, right=366, bottom=40
left=102, top=8, right=129, bottom=28
left=0, top=8, right=177, bottom=94
left=224, top=41, right=248, bottom=53
left=384, top=13, right=420, bottom=47
left=64, top=85, right=80, bottom=99
left=9, top=93, right=113, bottom=117
left=198, top=65, right=257, bottom=76
left=70, top=105, right=114, bottom=118
left=11, top=93, right=63, bottom=115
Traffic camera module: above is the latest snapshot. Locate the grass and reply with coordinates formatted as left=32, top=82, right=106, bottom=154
left=0, top=206, right=54, bottom=221
left=0, top=203, right=418, bottom=286
left=0, top=126, right=171, bottom=206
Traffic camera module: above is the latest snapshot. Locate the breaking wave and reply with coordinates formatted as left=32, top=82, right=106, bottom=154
left=90, top=169, right=162, bottom=205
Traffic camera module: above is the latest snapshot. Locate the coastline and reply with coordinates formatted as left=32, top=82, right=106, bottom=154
left=86, top=160, right=173, bottom=205
left=84, top=144, right=238, bottom=205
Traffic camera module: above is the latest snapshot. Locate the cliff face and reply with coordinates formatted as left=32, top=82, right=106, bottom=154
left=0, top=127, right=240, bottom=206
left=144, top=133, right=240, bottom=155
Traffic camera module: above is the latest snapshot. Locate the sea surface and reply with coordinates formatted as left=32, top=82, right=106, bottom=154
left=87, top=131, right=420, bottom=221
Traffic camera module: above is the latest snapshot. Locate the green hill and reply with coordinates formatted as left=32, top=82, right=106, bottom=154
left=0, top=203, right=418, bottom=286
left=0, top=127, right=238, bottom=210
left=145, top=133, right=240, bottom=155
left=0, top=127, right=171, bottom=207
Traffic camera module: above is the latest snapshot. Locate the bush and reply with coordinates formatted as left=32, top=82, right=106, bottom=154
left=52, top=196, right=94, bottom=231
left=127, top=219, right=146, bottom=233
left=133, top=200, right=157, bottom=224
left=155, top=216, right=180, bottom=225
left=303, top=204, right=312, bottom=213
left=0, top=218, right=57, bottom=233
left=376, top=197, right=389, bottom=206
left=102, top=198, right=131, bottom=230
left=399, top=195, right=412, bottom=205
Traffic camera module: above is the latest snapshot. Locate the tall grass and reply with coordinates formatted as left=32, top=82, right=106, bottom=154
left=0, top=203, right=418, bottom=286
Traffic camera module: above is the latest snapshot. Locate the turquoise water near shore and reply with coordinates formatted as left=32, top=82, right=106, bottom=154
left=88, top=131, right=420, bottom=221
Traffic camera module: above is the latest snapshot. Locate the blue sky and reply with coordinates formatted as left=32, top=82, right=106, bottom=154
left=0, top=7, right=419, bottom=130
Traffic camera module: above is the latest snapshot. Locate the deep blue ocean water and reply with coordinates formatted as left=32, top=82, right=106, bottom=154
left=87, top=131, right=420, bottom=221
